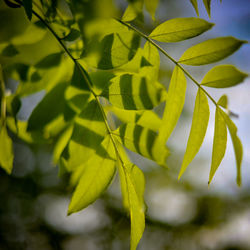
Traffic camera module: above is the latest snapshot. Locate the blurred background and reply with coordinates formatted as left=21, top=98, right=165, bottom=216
left=0, top=0, right=250, bottom=249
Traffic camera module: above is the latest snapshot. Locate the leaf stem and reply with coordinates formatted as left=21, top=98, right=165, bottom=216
left=117, top=19, right=218, bottom=107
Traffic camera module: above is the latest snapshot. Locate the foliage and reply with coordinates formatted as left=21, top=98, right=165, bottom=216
left=0, top=0, right=248, bottom=249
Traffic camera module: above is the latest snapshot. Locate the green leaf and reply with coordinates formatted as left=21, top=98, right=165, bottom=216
left=53, top=125, right=73, bottom=164
left=65, top=100, right=107, bottom=170
left=117, top=158, right=145, bottom=250
left=149, top=18, right=213, bottom=43
left=114, top=123, right=169, bottom=166
left=0, top=125, right=14, bottom=174
left=68, top=136, right=116, bottom=214
left=189, top=0, right=199, bottom=16
left=221, top=110, right=243, bottom=186
left=179, top=37, right=246, bottom=65
left=35, top=53, right=62, bottom=69
left=122, top=1, right=143, bottom=22
left=159, top=66, right=187, bottom=142
left=102, top=73, right=166, bottom=110
left=217, top=94, right=228, bottom=109
left=145, top=0, right=159, bottom=20
left=201, top=65, right=248, bottom=88
left=1, top=44, right=19, bottom=57
left=203, top=0, right=211, bottom=17
left=23, top=0, right=33, bottom=21
left=209, top=107, right=227, bottom=185
left=179, top=89, right=209, bottom=179
left=27, top=82, right=68, bottom=131
left=108, top=106, right=162, bottom=132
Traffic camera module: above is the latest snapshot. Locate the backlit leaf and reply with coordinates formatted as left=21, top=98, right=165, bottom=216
left=221, top=110, right=243, bottom=186
left=179, top=37, right=246, bottom=65
left=209, top=107, right=227, bottom=185
left=102, top=73, right=166, bottom=110
left=145, top=0, right=159, bottom=20
left=201, top=65, right=248, bottom=88
left=68, top=136, right=116, bottom=214
left=159, top=66, right=186, bottom=142
left=0, top=125, right=14, bottom=174
left=122, top=1, right=143, bottom=22
left=114, top=123, right=169, bottom=166
left=149, top=18, right=213, bottom=43
left=117, top=157, right=145, bottom=250
left=179, top=89, right=209, bottom=179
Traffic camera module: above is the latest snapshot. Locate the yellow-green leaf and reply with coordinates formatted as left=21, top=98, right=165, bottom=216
left=179, top=37, right=246, bottom=66
left=117, top=159, right=145, bottom=250
left=102, top=73, right=166, bottom=110
left=68, top=136, right=116, bottom=214
left=203, top=0, right=211, bottom=17
left=159, top=66, right=187, bottom=142
left=209, top=107, right=227, bottom=185
left=122, top=1, right=143, bottom=22
left=179, top=89, right=209, bottom=179
left=217, top=94, right=228, bottom=109
left=221, top=110, right=243, bottom=186
left=201, top=65, right=248, bottom=88
left=145, top=0, right=159, bottom=20
left=189, top=0, right=199, bottom=16
left=149, top=18, right=213, bottom=43
left=0, top=125, right=14, bottom=174
left=114, top=123, right=169, bottom=166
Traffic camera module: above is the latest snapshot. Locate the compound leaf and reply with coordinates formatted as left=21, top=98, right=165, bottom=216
left=149, top=18, right=213, bottom=43
left=201, top=65, right=248, bottom=88
left=179, top=37, right=246, bottom=65
left=179, top=89, right=209, bottom=179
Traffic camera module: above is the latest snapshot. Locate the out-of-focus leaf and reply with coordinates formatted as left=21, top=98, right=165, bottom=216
left=159, top=66, right=186, bottom=142
left=209, top=107, right=227, bottom=185
left=179, top=89, right=209, bottom=179
left=0, top=125, right=14, bottom=174
left=117, top=157, right=145, bottom=250
left=114, top=123, right=169, bottom=166
left=179, top=37, right=246, bottom=65
left=201, top=65, right=248, bottom=88
left=203, top=0, right=211, bottom=17
left=27, top=82, right=68, bottom=131
left=189, top=0, right=199, bottom=16
left=68, top=136, right=116, bottom=214
left=149, top=18, right=213, bottom=43
left=221, top=109, right=243, bottom=186
left=122, top=0, right=143, bottom=22
left=145, top=0, right=159, bottom=20
left=102, top=73, right=166, bottom=110
left=35, top=53, right=62, bottom=69
left=23, top=0, right=33, bottom=21
left=1, top=44, right=19, bottom=57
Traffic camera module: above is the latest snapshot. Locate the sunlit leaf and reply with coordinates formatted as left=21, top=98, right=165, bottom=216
left=68, top=136, right=116, bottom=214
left=179, top=37, right=246, bottom=65
left=114, top=123, right=169, bottom=166
left=189, top=0, right=199, bottom=16
left=117, top=156, right=145, bottom=250
left=122, top=0, right=143, bottom=22
left=179, top=89, right=209, bottom=179
left=145, top=0, right=159, bottom=20
left=221, top=110, right=243, bottom=186
left=203, top=0, right=211, bottom=17
left=102, top=73, right=166, bottom=110
left=0, top=125, right=14, bottom=174
left=108, top=106, right=162, bottom=132
left=209, top=107, right=227, bottom=185
left=159, top=66, right=186, bottom=142
left=201, top=65, right=248, bottom=88
left=149, top=18, right=213, bottom=43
